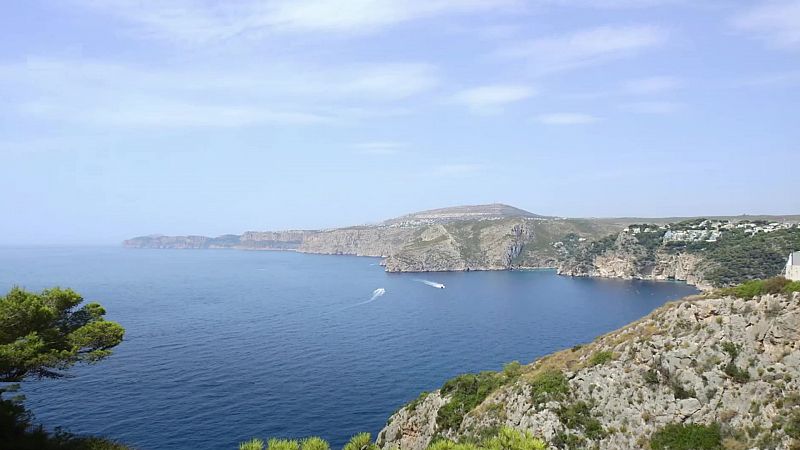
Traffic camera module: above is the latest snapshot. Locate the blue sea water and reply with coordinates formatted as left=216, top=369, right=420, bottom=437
left=0, top=247, right=697, bottom=450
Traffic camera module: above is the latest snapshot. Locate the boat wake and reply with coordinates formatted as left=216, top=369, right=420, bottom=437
left=341, top=288, right=386, bottom=309
left=415, top=279, right=446, bottom=289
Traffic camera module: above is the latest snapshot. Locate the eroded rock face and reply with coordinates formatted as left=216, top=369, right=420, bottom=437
left=557, top=232, right=713, bottom=289
left=379, top=292, right=800, bottom=450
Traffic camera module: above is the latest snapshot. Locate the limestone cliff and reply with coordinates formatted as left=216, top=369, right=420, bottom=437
left=557, top=224, right=800, bottom=288
left=298, top=226, right=418, bottom=257
left=378, top=291, right=800, bottom=450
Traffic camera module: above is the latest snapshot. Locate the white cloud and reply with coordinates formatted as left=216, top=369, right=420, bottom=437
left=620, top=101, right=681, bottom=114
left=497, top=25, right=668, bottom=73
left=354, top=141, right=405, bottom=155
left=73, top=0, right=521, bottom=44
left=732, top=1, right=800, bottom=49
left=452, top=84, right=535, bottom=113
left=535, top=113, right=599, bottom=125
left=0, top=58, right=439, bottom=128
left=623, top=76, right=681, bottom=94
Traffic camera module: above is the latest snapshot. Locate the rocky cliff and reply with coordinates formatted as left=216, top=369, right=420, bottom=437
left=378, top=290, right=800, bottom=450
left=557, top=224, right=800, bottom=289
left=556, top=230, right=713, bottom=288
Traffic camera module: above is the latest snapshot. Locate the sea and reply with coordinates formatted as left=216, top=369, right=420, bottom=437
left=0, top=247, right=698, bottom=449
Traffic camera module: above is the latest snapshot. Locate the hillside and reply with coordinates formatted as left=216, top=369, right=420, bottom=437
left=558, top=219, right=800, bottom=288
left=123, top=207, right=800, bottom=286
left=383, top=203, right=550, bottom=226
left=377, top=285, right=800, bottom=450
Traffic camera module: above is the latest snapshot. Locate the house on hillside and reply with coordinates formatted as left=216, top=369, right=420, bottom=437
left=787, top=252, right=800, bottom=281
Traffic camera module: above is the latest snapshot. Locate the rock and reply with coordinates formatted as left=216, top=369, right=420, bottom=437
left=379, top=292, right=800, bottom=450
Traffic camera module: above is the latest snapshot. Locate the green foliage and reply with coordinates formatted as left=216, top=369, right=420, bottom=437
left=720, top=276, right=800, bottom=299
left=721, top=342, right=739, bottom=359
left=0, top=287, right=125, bottom=382
left=268, top=439, right=300, bottom=450
left=343, top=432, right=377, bottom=450
left=437, top=372, right=503, bottom=431
left=784, top=411, right=800, bottom=439
left=720, top=342, right=750, bottom=383
left=0, top=391, right=130, bottom=450
left=0, top=287, right=127, bottom=449
left=670, top=381, right=695, bottom=400
left=649, top=423, right=722, bottom=450
left=643, top=369, right=659, bottom=385
left=783, top=281, right=800, bottom=294
left=588, top=351, right=613, bottom=367
left=240, top=439, right=266, bottom=450
left=502, top=361, right=523, bottom=381
left=529, top=370, right=569, bottom=404
left=301, top=437, right=330, bottom=450
left=427, top=440, right=480, bottom=450
left=702, top=228, right=800, bottom=286
left=426, top=427, right=545, bottom=450
left=482, top=426, right=546, bottom=450
left=556, top=401, right=606, bottom=440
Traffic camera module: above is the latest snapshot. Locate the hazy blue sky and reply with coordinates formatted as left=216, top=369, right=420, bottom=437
left=2, top=1, right=799, bottom=244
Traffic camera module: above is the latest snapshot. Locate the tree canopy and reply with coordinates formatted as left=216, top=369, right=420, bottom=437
left=0, top=287, right=125, bottom=382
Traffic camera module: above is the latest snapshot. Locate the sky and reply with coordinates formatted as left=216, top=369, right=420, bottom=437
left=1, top=0, right=799, bottom=244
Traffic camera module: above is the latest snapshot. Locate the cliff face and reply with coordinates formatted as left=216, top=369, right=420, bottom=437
left=556, top=232, right=712, bottom=288
left=383, top=220, right=532, bottom=272
left=298, top=227, right=418, bottom=257
left=379, top=291, right=800, bottom=450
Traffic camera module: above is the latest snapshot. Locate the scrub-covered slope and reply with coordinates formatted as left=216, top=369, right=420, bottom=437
left=379, top=282, right=800, bottom=450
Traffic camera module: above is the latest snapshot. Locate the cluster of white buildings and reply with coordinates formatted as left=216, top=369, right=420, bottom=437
left=621, top=219, right=798, bottom=244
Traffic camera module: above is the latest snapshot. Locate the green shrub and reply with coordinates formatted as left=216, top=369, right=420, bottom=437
left=268, top=439, right=300, bottom=450
left=643, top=369, right=659, bottom=385
left=240, top=439, right=265, bottom=450
left=502, top=361, right=523, bottom=381
left=437, top=372, right=503, bottom=431
left=482, top=427, right=546, bottom=450
left=724, top=363, right=750, bottom=383
left=784, top=281, right=800, bottom=294
left=720, top=342, right=750, bottom=383
left=529, top=370, right=570, bottom=404
left=588, top=351, right=613, bottom=367
left=557, top=401, right=606, bottom=440
left=301, top=437, right=330, bottom=450
left=650, top=423, right=722, bottom=450
left=343, top=433, right=377, bottom=450
left=427, top=427, right=545, bottom=450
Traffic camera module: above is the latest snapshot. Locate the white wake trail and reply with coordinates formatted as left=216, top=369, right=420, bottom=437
left=341, top=288, right=386, bottom=310
left=414, top=279, right=446, bottom=289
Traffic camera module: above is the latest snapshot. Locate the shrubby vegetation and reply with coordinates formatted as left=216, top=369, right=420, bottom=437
left=528, top=369, right=569, bottom=404
left=437, top=371, right=504, bottom=430
left=434, top=362, right=524, bottom=431
left=702, top=228, right=800, bottom=286
left=568, top=220, right=800, bottom=287
left=719, top=276, right=800, bottom=298
left=0, top=287, right=126, bottom=449
left=241, top=427, right=546, bottom=450
left=649, top=423, right=722, bottom=450
left=588, top=350, right=613, bottom=367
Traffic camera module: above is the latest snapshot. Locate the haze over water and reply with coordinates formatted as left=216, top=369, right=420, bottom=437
left=0, top=247, right=697, bottom=450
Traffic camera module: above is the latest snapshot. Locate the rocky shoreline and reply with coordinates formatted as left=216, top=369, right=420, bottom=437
left=377, top=290, right=800, bottom=450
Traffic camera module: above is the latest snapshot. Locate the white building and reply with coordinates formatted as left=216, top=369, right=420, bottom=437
left=787, top=252, right=800, bottom=281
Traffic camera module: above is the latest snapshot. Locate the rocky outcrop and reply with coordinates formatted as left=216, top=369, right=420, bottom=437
left=298, top=227, right=418, bottom=257
left=379, top=291, right=800, bottom=450
left=556, top=231, right=714, bottom=288
left=383, top=220, right=533, bottom=272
